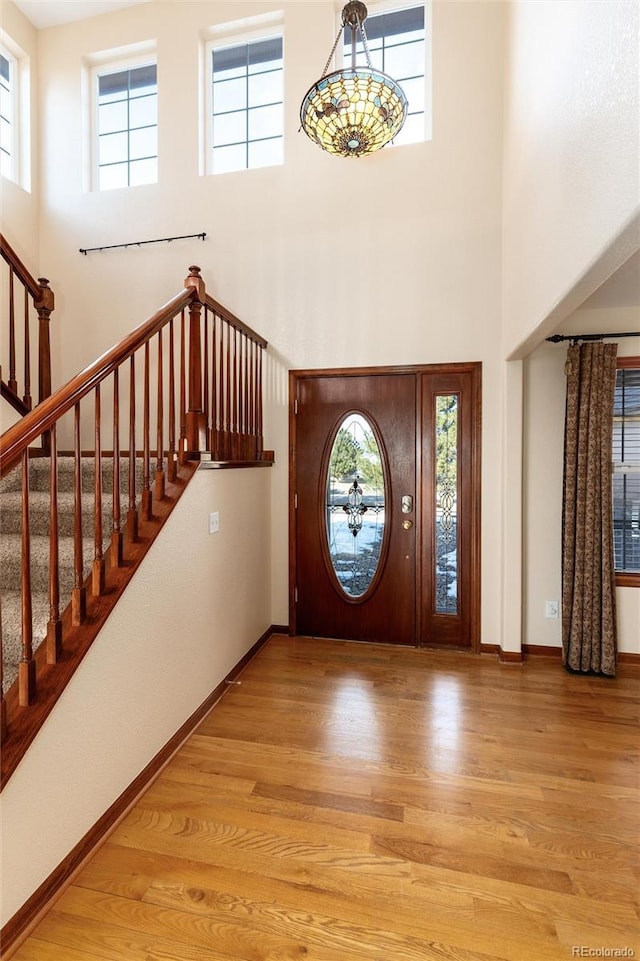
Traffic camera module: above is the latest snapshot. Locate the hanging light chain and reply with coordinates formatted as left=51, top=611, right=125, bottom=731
left=319, top=23, right=345, bottom=80
left=359, top=19, right=374, bottom=70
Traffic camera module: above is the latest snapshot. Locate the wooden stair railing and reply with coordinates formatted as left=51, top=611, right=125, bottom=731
left=1, top=234, right=55, bottom=435
left=0, top=264, right=271, bottom=787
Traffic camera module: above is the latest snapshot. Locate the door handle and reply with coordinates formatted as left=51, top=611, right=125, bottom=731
left=402, top=494, right=413, bottom=514
left=402, top=519, right=413, bottom=530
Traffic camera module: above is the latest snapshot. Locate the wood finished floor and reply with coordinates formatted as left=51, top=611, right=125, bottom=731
left=12, top=635, right=640, bottom=961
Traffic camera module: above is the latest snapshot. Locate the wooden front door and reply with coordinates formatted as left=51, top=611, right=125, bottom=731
left=290, top=364, right=481, bottom=650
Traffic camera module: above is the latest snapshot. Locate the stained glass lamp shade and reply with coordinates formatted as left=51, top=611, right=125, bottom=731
left=300, top=1, right=408, bottom=158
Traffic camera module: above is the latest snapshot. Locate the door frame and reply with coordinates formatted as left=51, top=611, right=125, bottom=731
left=289, top=363, right=482, bottom=651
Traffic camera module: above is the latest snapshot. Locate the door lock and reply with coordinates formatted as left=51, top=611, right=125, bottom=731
left=402, top=519, right=413, bottom=530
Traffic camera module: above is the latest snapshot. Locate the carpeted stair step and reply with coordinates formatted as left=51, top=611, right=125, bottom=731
left=1, top=590, right=49, bottom=693
left=1, top=455, right=147, bottom=695
left=0, top=489, right=124, bottom=538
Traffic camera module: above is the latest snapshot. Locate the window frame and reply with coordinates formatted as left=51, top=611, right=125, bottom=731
left=339, top=1, right=431, bottom=146
left=91, top=50, right=158, bottom=192
left=0, top=45, right=17, bottom=181
left=205, top=24, right=285, bottom=176
left=0, top=30, right=30, bottom=191
left=613, top=356, right=640, bottom=588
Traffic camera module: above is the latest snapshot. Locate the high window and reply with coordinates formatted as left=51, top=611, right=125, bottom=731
left=0, top=48, right=15, bottom=179
left=342, top=4, right=427, bottom=145
left=613, top=360, right=640, bottom=583
left=96, top=61, right=157, bottom=190
left=208, top=35, right=283, bottom=174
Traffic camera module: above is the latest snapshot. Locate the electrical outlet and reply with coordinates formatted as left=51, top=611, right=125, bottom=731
left=545, top=600, right=559, bottom=619
left=209, top=511, right=219, bottom=534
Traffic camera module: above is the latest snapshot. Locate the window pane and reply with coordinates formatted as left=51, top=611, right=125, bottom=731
left=248, top=103, right=282, bottom=141
left=1, top=147, right=11, bottom=177
left=0, top=54, right=10, bottom=83
left=0, top=115, right=11, bottom=152
left=129, top=94, right=157, bottom=128
left=99, top=130, right=128, bottom=165
left=400, top=76, right=425, bottom=114
left=325, top=414, right=386, bottom=599
left=248, top=136, right=283, bottom=168
left=98, top=70, right=128, bottom=103
left=213, top=109, right=246, bottom=146
left=1, top=85, right=13, bottom=122
left=98, top=100, right=128, bottom=135
left=248, top=70, right=282, bottom=108
left=129, top=63, right=156, bottom=97
left=129, top=125, right=156, bottom=160
left=613, top=473, right=640, bottom=573
left=213, top=77, right=247, bottom=113
left=248, top=37, right=282, bottom=73
left=129, top=156, right=157, bottom=186
left=99, top=162, right=128, bottom=190
left=394, top=111, right=423, bottom=145
left=385, top=38, right=425, bottom=80
left=213, top=44, right=248, bottom=80
left=435, top=395, right=458, bottom=614
left=212, top=142, right=246, bottom=173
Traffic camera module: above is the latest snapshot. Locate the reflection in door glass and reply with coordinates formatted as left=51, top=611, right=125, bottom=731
left=326, top=414, right=386, bottom=598
left=435, top=395, right=458, bottom=614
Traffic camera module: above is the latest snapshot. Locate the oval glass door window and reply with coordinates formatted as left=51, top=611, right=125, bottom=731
left=325, top=413, right=386, bottom=598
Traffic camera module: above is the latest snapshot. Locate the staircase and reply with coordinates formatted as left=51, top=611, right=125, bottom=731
left=0, top=455, right=144, bottom=693
left=1, top=247, right=272, bottom=789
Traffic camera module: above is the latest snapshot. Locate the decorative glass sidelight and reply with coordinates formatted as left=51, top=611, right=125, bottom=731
left=325, top=413, right=386, bottom=598
left=435, top=395, right=458, bottom=614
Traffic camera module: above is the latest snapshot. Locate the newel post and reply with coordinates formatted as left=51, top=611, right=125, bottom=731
left=184, top=265, right=207, bottom=457
left=35, top=277, right=54, bottom=455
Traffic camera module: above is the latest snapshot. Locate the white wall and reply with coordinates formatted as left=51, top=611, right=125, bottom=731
left=502, top=0, right=640, bottom=357
left=0, top=465, right=272, bottom=924
left=29, top=0, right=506, bottom=638
left=524, top=309, right=640, bottom=655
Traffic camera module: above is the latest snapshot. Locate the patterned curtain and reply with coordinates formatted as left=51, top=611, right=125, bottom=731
left=562, top=342, right=618, bottom=676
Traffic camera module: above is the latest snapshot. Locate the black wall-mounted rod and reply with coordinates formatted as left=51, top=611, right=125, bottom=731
left=79, top=232, right=206, bottom=255
left=546, top=331, right=640, bottom=343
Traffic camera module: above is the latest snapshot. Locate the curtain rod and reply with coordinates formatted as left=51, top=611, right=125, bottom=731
left=79, top=232, right=206, bottom=255
left=546, top=331, right=640, bottom=343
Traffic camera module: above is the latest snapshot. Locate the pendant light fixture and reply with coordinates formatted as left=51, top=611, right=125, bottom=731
left=300, top=1, right=408, bottom=158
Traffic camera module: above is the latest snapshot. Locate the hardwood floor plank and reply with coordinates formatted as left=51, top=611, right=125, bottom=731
left=12, top=636, right=640, bottom=961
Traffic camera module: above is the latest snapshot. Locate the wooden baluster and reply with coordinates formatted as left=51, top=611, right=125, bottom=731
left=249, top=338, right=256, bottom=460
left=8, top=266, right=17, bottom=394
left=225, top=321, right=231, bottom=459
left=47, top=424, right=62, bottom=662
left=257, top=345, right=264, bottom=459
left=142, top=341, right=152, bottom=520
left=0, top=600, right=6, bottom=739
left=243, top=333, right=249, bottom=458
left=19, top=450, right=36, bottom=705
left=155, top=331, right=165, bottom=501
left=127, top=354, right=138, bottom=541
left=111, top=368, right=123, bottom=566
left=72, top=403, right=86, bottom=625
left=92, top=384, right=105, bottom=594
left=168, top=318, right=177, bottom=483
left=232, top=328, right=238, bottom=459
left=203, top=306, right=211, bottom=453
left=237, top=331, right=244, bottom=459
left=211, top=311, right=218, bottom=459
left=23, top=291, right=32, bottom=410
left=179, top=309, right=187, bottom=465
left=36, top=278, right=54, bottom=456
left=185, top=265, right=206, bottom=456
